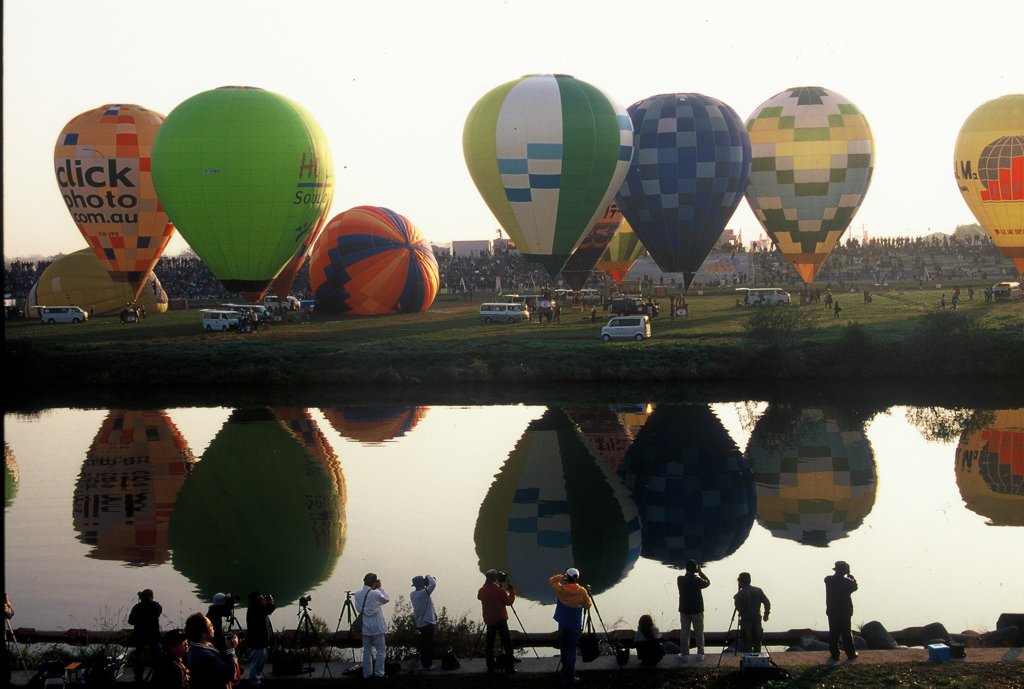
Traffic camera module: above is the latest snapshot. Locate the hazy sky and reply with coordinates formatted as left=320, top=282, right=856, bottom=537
left=3, top=0, right=1021, bottom=259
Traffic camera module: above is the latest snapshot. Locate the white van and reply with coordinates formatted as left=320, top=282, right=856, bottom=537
left=263, top=295, right=301, bottom=311
left=737, top=287, right=792, bottom=306
left=201, top=309, right=242, bottom=331
left=601, top=315, right=651, bottom=341
left=39, top=306, right=89, bottom=324
left=479, top=302, right=529, bottom=323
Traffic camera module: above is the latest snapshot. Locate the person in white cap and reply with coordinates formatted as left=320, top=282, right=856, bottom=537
left=549, top=567, right=592, bottom=685
left=355, top=573, right=390, bottom=679
left=824, top=561, right=859, bottom=660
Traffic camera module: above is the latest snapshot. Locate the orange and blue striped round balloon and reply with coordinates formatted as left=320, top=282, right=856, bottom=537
left=309, top=206, right=439, bottom=315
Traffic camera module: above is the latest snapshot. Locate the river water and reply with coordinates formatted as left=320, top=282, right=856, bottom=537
left=4, top=401, right=1022, bottom=640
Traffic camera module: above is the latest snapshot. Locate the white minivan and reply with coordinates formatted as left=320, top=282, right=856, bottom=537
left=479, top=302, right=529, bottom=323
left=201, top=309, right=242, bottom=331
left=738, top=287, right=792, bottom=306
left=39, top=306, right=89, bottom=324
left=601, top=315, right=651, bottom=341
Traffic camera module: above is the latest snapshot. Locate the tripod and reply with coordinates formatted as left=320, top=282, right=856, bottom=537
left=294, top=602, right=334, bottom=679
left=333, top=592, right=358, bottom=662
left=717, top=608, right=738, bottom=668
left=585, top=586, right=626, bottom=665
left=6, top=616, right=31, bottom=683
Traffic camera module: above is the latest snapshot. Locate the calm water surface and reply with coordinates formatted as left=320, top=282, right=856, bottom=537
left=4, top=402, right=1022, bottom=638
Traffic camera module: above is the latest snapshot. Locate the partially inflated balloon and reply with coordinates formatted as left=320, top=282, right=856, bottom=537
left=322, top=405, right=428, bottom=444
left=954, top=95, right=1024, bottom=275
left=309, top=206, right=439, bottom=315
left=616, top=93, right=751, bottom=288
left=27, top=248, right=168, bottom=317
left=152, top=87, right=334, bottom=301
left=595, top=219, right=646, bottom=285
left=54, top=104, right=174, bottom=301
left=463, top=74, right=634, bottom=278
left=745, top=86, right=874, bottom=284
left=955, top=409, right=1023, bottom=526
left=558, top=203, right=624, bottom=291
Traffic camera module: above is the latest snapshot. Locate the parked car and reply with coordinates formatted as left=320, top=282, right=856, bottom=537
left=992, top=281, right=1022, bottom=301
left=610, top=297, right=644, bottom=315
left=39, top=306, right=89, bottom=324
left=601, top=315, right=651, bottom=341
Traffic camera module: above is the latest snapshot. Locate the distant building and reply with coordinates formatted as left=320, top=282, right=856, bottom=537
left=452, top=240, right=492, bottom=258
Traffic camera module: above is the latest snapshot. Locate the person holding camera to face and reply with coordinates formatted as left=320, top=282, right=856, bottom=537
left=245, top=591, right=275, bottom=685
left=677, top=559, right=710, bottom=662
left=185, top=612, right=240, bottom=689
left=355, top=573, right=390, bottom=679
left=410, top=575, right=438, bottom=671
left=128, top=588, right=163, bottom=681
left=206, top=593, right=237, bottom=652
left=824, top=561, right=859, bottom=661
left=549, top=567, right=592, bottom=686
left=477, top=569, right=516, bottom=674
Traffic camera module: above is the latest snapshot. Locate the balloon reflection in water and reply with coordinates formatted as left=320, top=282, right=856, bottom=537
left=564, top=404, right=652, bottom=473
left=475, top=408, right=641, bottom=602
left=72, top=410, right=194, bottom=565
left=618, top=405, right=756, bottom=566
left=322, top=405, right=428, bottom=444
left=955, top=409, right=1024, bottom=526
left=169, top=408, right=345, bottom=604
left=27, top=248, right=168, bottom=317
left=746, top=406, right=876, bottom=547
left=5, top=442, right=19, bottom=508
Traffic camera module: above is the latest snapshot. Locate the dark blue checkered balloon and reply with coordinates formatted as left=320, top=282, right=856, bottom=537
left=615, top=94, right=751, bottom=287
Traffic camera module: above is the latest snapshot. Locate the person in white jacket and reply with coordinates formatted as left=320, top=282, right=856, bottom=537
left=355, top=573, right=390, bottom=679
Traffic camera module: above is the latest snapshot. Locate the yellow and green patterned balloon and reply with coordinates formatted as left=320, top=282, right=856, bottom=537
left=152, top=87, right=333, bottom=302
left=745, top=86, right=874, bottom=284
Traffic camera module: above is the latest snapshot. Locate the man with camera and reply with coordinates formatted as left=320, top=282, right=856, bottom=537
left=824, top=561, right=859, bottom=661
left=185, top=612, right=240, bottom=689
left=477, top=569, right=516, bottom=674
left=355, top=573, right=390, bottom=679
left=206, top=593, right=238, bottom=652
left=410, top=575, right=437, bottom=671
left=549, top=567, right=592, bottom=686
left=677, top=559, right=710, bottom=662
left=128, top=588, right=163, bottom=681
left=733, top=572, right=770, bottom=653
left=245, top=591, right=275, bottom=685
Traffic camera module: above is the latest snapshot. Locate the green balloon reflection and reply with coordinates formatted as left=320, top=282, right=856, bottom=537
left=475, top=408, right=640, bottom=603
left=169, top=408, right=345, bottom=604
left=5, top=442, right=18, bottom=508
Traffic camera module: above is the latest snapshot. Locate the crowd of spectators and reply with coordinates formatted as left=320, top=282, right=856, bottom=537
left=4, top=235, right=1018, bottom=311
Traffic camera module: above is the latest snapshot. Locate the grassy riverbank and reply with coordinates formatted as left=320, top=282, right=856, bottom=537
left=4, top=287, right=1022, bottom=407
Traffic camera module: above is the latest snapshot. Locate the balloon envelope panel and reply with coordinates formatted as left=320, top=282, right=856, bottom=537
left=54, top=104, right=174, bottom=300
left=323, top=405, right=428, bottom=444
left=463, top=74, right=634, bottom=277
left=954, top=95, right=1024, bottom=274
left=309, top=206, right=439, bottom=315
left=616, top=93, right=751, bottom=286
left=28, top=248, right=168, bottom=316
left=152, top=87, right=334, bottom=299
left=558, top=203, right=624, bottom=291
left=746, top=406, right=876, bottom=546
left=745, top=86, right=874, bottom=283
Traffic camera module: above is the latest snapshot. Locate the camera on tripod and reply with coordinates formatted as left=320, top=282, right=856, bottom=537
left=299, top=595, right=312, bottom=608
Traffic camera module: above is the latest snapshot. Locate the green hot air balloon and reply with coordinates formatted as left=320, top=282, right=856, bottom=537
left=463, top=74, right=634, bottom=278
left=168, top=408, right=345, bottom=604
left=152, top=87, right=334, bottom=302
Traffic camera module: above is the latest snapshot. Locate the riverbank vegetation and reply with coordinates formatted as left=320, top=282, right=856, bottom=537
left=4, top=286, right=1021, bottom=408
